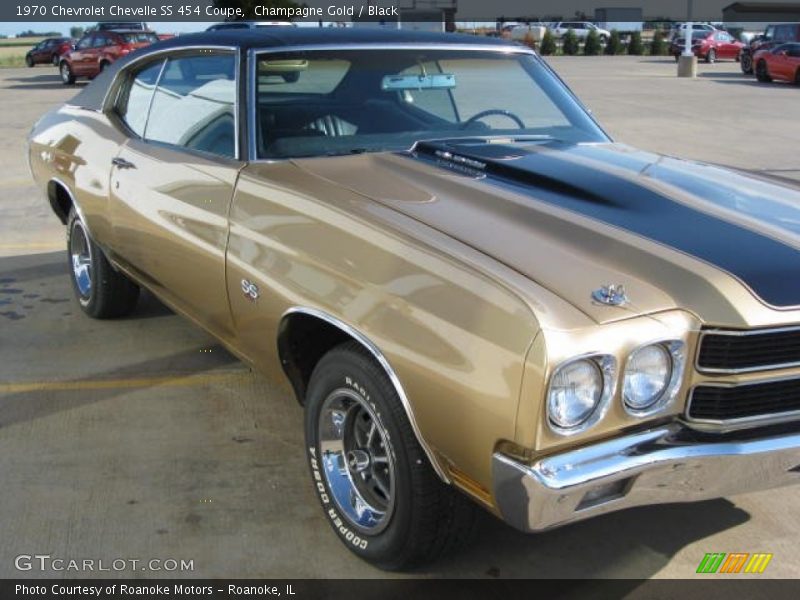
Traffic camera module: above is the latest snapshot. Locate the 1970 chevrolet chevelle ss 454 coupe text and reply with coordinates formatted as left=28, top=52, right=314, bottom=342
left=28, top=29, right=800, bottom=569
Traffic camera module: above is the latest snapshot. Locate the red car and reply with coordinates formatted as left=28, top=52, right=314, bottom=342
left=755, top=43, right=800, bottom=84
left=670, top=30, right=744, bottom=63
left=59, top=30, right=159, bottom=85
left=25, top=37, right=74, bottom=67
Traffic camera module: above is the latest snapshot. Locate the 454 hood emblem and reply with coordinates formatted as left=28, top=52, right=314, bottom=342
left=241, top=279, right=260, bottom=302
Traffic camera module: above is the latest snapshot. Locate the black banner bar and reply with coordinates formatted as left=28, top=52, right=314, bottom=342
left=3, top=580, right=800, bottom=600
left=2, top=0, right=800, bottom=22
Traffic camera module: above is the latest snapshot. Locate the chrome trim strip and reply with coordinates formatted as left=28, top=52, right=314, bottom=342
left=492, top=423, right=800, bottom=532
left=686, top=375, right=800, bottom=431
left=696, top=325, right=800, bottom=374
left=281, top=306, right=450, bottom=483
left=247, top=43, right=535, bottom=162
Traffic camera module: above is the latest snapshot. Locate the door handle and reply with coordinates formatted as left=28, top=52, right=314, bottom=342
left=111, top=157, right=136, bottom=169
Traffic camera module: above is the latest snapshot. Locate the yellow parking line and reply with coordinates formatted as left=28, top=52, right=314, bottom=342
left=0, top=178, right=35, bottom=189
left=0, top=243, right=62, bottom=250
left=0, top=372, right=247, bottom=394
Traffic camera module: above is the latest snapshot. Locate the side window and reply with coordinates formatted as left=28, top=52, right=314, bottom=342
left=789, top=45, right=800, bottom=57
left=775, top=25, right=791, bottom=42
left=118, top=60, right=164, bottom=138
left=76, top=36, right=93, bottom=50
left=145, top=54, right=237, bottom=159
left=92, top=35, right=107, bottom=48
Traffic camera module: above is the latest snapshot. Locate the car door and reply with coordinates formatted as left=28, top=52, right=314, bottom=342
left=107, top=51, right=241, bottom=338
left=70, top=35, right=95, bottom=75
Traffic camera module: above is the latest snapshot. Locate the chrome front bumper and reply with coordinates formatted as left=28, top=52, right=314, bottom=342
left=492, top=424, right=800, bottom=532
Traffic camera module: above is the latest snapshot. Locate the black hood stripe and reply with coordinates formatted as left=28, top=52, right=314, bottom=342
left=412, top=141, right=800, bottom=309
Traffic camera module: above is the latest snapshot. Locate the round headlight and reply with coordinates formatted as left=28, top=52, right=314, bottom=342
left=548, top=359, right=603, bottom=430
left=623, top=344, right=672, bottom=411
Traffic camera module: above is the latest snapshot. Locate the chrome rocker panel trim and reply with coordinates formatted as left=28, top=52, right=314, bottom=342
left=492, top=424, right=800, bottom=532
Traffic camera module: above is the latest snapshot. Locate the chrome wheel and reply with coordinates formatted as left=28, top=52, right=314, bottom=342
left=318, top=388, right=395, bottom=534
left=70, top=219, right=93, bottom=302
left=60, top=62, right=71, bottom=83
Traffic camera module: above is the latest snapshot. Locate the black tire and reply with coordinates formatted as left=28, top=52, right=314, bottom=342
left=706, top=48, right=716, bottom=64
left=67, top=208, right=139, bottom=319
left=795, top=69, right=800, bottom=86
left=740, top=53, right=753, bottom=74
left=98, top=60, right=109, bottom=73
left=756, top=59, right=772, bottom=82
left=25, top=54, right=34, bottom=68
left=60, top=61, right=75, bottom=85
left=52, top=53, right=60, bottom=66
left=304, top=342, right=476, bottom=570
left=674, top=54, right=679, bottom=62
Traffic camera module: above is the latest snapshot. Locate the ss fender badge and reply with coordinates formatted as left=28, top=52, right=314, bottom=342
left=241, top=279, right=260, bottom=302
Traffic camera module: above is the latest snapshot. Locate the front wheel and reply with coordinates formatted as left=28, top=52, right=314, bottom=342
left=67, top=208, right=140, bottom=318
left=60, top=61, right=75, bottom=85
left=304, top=342, right=476, bottom=570
left=706, top=48, right=716, bottom=63
left=52, top=53, right=60, bottom=66
left=25, top=55, right=34, bottom=68
left=740, top=53, right=753, bottom=73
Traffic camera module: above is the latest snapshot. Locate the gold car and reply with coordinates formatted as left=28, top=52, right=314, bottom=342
left=28, top=29, right=800, bottom=569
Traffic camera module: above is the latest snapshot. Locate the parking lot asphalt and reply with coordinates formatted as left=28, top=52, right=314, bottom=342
left=1, top=57, right=799, bottom=580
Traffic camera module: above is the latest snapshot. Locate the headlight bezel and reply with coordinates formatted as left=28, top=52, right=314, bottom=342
left=546, top=353, right=617, bottom=436
left=622, top=340, right=686, bottom=417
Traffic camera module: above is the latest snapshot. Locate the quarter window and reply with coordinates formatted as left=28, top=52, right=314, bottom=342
left=118, top=60, right=164, bottom=138
left=144, top=54, right=237, bottom=158
left=76, top=36, right=92, bottom=50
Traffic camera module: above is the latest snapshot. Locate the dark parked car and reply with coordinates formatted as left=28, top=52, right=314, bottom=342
left=670, top=30, right=744, bottom=63
left=25, top=37, right=74, bottom=67
left=741, top=23, right=800, bottom=74
left=59, top=30, right=159, bottom=84
left=754, top=43, right=800, bottom=84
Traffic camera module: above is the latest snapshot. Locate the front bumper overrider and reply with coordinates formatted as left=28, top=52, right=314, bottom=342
left=492, top=423, right=800, bottom=532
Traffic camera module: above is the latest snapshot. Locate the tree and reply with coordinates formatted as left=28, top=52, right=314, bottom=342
left=627, top=31, right=644, bottom=55
left=650, top=30, right=668, bottom=56
left=539, top=29, right=556, bottom=55
left=562, top=29, right=579, bottom=56
left=605, top=30, right=623, bottom=55
left=584, top=29, right=602, bottom=55
left=213, top=0, right=301, bottom=19
left=70, top=26, right=84, bottom=39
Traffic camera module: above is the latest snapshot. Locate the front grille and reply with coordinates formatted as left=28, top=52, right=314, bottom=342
left=689, top=379, right=800, bottom=422
left=697, top=327, right=800, bottom=372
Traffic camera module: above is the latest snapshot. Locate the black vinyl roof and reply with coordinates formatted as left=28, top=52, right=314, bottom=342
left=70, top=28, right=516, bottom=111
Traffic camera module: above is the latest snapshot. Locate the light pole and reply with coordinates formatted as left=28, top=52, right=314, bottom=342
left=677, top=0, right=697, bottom=77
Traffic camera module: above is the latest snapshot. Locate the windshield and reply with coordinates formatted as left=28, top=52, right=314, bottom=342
left=255, top=49, right=608, bottom=159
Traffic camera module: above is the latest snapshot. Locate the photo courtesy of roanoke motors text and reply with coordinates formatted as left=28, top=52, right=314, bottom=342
left=1, top=0, right=799, bottom=597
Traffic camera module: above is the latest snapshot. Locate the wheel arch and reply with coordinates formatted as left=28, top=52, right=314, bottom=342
left=47, top=178, right=76, bottom=225
left=277, top=306, right=450, bottom=482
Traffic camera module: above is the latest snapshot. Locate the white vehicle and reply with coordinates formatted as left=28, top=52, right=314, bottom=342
left=669, top=22, right=718, bottom=40
left=549, top=22, right=610, bottom=41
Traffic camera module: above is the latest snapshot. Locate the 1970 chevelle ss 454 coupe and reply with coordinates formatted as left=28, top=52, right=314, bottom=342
left=29, top=29, right=800, bottom=569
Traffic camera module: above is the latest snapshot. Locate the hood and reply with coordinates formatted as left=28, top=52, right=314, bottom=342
left=294, top=140, right=800, bottom=327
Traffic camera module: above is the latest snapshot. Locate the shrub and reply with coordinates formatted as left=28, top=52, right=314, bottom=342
left=584, top=29, right=602, bottom=55
left=605, top=29, right=623, bottom=55
left=562, top=29, right=580, bottom=56
left=650, top=30, right=668, bottom=56
left=539, top=29, right=556, bottom=55
left=627, top=31, right=644, bottom=55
